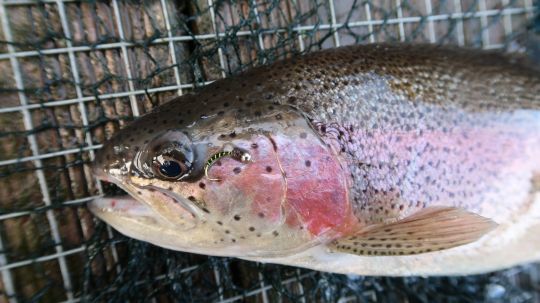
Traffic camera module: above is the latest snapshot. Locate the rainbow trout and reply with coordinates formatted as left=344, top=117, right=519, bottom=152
left=90, top=44, right=540, bottom=276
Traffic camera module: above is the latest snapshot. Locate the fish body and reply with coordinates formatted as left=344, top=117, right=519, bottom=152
left=90, top=44, right=540, bottom=276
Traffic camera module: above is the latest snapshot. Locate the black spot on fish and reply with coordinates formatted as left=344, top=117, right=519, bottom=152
left=265, top=166, right=272, bottom=173
left=233, top=167, right=241, bottom=174
left=199, top=182, right=206, bottom=189
left=299, top=132, right=307, bottom=139
left=233, top=215, right=241, bottom=221
left=249, top=227, right=255, bottom=232
left=272, top=231, right=279, bottom=237
left=202, top=208, right=210, bottom=213
left=225, top=230, right=230, bottom=234
left=188, top=196, right=196, bottom=202
left=217, top=221, right=223, bottom=225
left=251, top=143, right=258, bottom=149
left=305, top=160, right=311, bottom=167
left=258, top=212, right=265, bottom=218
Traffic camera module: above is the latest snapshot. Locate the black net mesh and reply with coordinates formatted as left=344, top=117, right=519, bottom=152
left=0, top=0, right=539, bottom=302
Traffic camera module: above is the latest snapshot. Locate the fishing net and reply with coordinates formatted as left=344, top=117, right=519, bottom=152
left=0, top=0, right=538, bottom=302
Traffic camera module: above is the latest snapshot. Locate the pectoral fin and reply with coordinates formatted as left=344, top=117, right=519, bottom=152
left=329, top=207, right=497, bottom=256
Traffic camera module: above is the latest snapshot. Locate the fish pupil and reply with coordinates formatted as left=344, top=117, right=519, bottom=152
left=159, top=160, right=183, bottom=178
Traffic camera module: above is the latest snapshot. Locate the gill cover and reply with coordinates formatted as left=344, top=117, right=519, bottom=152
left=128, top=104, right=348, bottom=239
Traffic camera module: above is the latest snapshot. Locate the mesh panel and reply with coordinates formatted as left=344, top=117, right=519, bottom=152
left=0, top=0, right=538, bottom=302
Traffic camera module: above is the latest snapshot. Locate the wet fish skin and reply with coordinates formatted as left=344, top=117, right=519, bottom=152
left=91, top=44, right=540, bottom=276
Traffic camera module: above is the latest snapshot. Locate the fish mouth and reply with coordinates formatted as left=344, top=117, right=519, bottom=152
left=89, top=173, right=199, bottom=229
left=89, top=173, right=151, bottom=218
left=88, top=195, right=157, bottom=222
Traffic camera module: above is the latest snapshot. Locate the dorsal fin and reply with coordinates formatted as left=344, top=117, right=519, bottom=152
left=329, top=207, right=497, bottom=256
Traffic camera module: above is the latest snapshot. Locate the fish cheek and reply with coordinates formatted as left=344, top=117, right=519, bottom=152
left=124, top=177, right=198, bottom=228
left=202, top=135, right=287, bottom=232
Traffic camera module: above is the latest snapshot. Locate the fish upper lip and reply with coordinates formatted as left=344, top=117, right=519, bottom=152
left=93, top=166, right=125, bottom=185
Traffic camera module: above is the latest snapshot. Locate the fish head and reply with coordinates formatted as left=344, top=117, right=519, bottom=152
left=90, top=91, right=349, bottom=257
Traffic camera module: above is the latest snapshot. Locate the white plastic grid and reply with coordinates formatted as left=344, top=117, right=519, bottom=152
left=363, top=2, right=376, bottom=43
left=395, top=0, right=406, bottom=41
left=0, top=0, right=74, bottom=301
left=328, top=0, right=341, bottom=46
left=111, top=0, right=140, bottom=117
left=454, top=0, right=466, bottom=45
left=251, top=0, right=268, bottom=64
left=424, top=0, right=436, bottom=43
left=0, top=0, right=536, bottom=302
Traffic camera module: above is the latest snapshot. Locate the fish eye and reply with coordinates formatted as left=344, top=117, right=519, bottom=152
left=152, top=146, right=192, bottom=180
left=154, top=158, right=188, bottom=179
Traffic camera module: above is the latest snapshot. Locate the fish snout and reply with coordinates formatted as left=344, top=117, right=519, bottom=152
left=93, top=139, right=134, bottom=183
